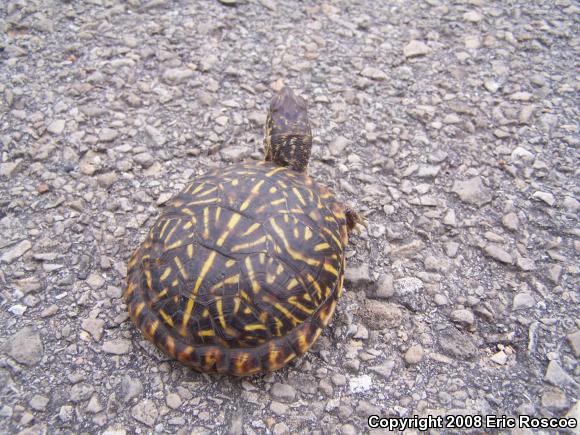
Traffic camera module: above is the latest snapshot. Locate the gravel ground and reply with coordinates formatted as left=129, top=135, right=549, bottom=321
left=1, top=0, right=579, bottom=434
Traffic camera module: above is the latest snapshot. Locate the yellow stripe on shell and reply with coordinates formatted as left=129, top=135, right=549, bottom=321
left=269, top=220, right=321, bottom=267
left=180, top=251, right=217, bottom=336
left=159, top=309, right=174, bottom=327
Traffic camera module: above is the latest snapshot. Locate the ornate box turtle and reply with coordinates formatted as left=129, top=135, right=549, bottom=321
left=125, top=87, right=363, bottom=375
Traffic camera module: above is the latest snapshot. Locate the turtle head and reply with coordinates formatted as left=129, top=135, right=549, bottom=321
left=264, top=87, right=312, bottom=172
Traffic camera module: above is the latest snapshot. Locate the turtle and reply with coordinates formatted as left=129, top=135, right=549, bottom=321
left=124, top=87, right=363, bottom=375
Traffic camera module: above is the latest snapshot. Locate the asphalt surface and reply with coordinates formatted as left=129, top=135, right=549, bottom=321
left=0, top=0, right=579, bottom=434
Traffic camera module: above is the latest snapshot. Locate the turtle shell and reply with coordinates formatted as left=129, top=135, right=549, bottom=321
left=124, top=161, right=350, bottom=375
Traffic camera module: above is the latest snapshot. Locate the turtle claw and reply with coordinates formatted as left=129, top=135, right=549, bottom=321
left=346, top=208, right=367, bottom=233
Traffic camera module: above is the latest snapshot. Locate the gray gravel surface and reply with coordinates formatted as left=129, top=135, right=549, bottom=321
left=1, top=0, right=579, bottom=434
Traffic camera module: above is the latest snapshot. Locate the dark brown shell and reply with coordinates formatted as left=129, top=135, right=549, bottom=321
left=124, top=161, right=349, bottom=375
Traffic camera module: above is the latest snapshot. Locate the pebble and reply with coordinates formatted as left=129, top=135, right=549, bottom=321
left=490, top=351, right=508, bottom=365
left=81, top=318, right=105, bottom=341
left=349, top=375, right=372, bottom=393
left=120, top=375, right=143, bottom=403
left=162, top=67, right=194, bottom=85
left=501, top=212, right=519, bottom=231
left=532, top=191, right=555, bottom=206
left=438, top=327, right=477, bottom=359
left=145, top=125, right=167, bottom=147
left=131, top=399, right=158, bottom=427
left=403, top=40, right=432, bottom=57
left=452, top=176, right=492, bottom=207
left=541, top=388, right=569, bottom=412
left=47, top=119, right=66, bottom=135
left=463, top=11, right=483, bottom=22
left=6, top=327, right=43, bottom=366
left=86, top=273, right=105, bottom=290
left=86, top=395, right=103, bottom=413
left=1, top=240, right=32, bottom=263
left=404, top=344, right=425, bottom=364
left=512, top=292, right=535, bottom=310
left=166, top=393, right=182, bottom=410
left=59, top=405, right=74, bottom=422
left=102, top=339, right=131, bottom=355
left=273, top=422, right=289, bottom=435
left=329, top=136, right=350, bottom=156
left=344, top=264, right=372, bottom=288
left=567, top=331, right=580, bottom=357
left=134, top=152, right=155, bottom=168
left=29, top=394, right=50, bottom=411
left=220, top=145, right=250, bottom=162
left=70, top=383, right=95, bottom=402
left=99, top=128, right=119, bottom=143
left=270, top=401, right=288, bottom=416
left=451, top=309, right=475, bottom=327
left=369, top=360, right=395, bottom=379
left=544, top=361, right=578, bottom=389
left=359, top=300, right=403, bottom=330
left=97, top=172, right=118, bottom=189
left=360, top=67, right=387, bottom=80
left=269, top=383, right=296, bottom=403
left=484, top=244, right=513, bottom=264
left=372, top=274, right=394, bottom=299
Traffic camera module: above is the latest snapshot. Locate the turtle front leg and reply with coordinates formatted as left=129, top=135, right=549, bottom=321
left=345, top=207, right=367, bottom=233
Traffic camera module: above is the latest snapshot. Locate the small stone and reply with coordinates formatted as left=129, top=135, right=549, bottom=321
left=331, top=373, right=347, bottom=386
left=403, top=40, right=432, bottom=58
left=562, top=196, right=579, bottom=212
left=452, top=176, right=491, bottom=207
left=359, top=300, right=403, bottom=330
left=145, top=125, right=167, bottom=147
left=270, top=401, right=288, bottom=416
left=369, top=360, right=395, bottom=379
left=519, top=105, right=536, bottom=124
left=273, top=422, right=289, bottom=435
left=218, top=0, right=238, bottom=5
left=490, top=350, right=508, bottom=365
left=86, top=394, right=103, bottom=413
left=134, top=152, right=155, bottom=168
left=329, top=136, right=349, bottom=156
left=120, top=375, right=143, bottom=402
left=516, top=257, right=536, bottom=271
left=510, top=92, right=533, bottom=102
left=162, top=67, right=194, bottom=85
left=99, top=128, right=119, bottom=143
left=70, top=383, right=95, bottom=402
left=502, top=212, right=519, bottom=231
left=438, top=327, right=477, bottom=360
left=59, top=405, right=74, bottom=422
left=47, top=119, right=66, bottom=135
left=166, top=393, right=182, bottom=410
left=532, top=191, right=555, bottom=206
left=81, top=318, right=105, bottom=341
left=451, top=309, right=475, bottom=326
left=103, top=339, right=131, bottom=355
left=344, top=264, right=372, bottom=288
left=29, top=394, right=49, bottom=411
left=464, top=35, right=481, bottom=49
left=463, top=10, right=483, bottom=22
left=349, top=375, right=372, bottom=393
left=86, top=273, right=105, bottom=290
left=360, top=67, right=387, bottom=80
left=270, top=383, right=296, bottom=403
left=97, top=172, right=118, bottom=189
left=6, top=327, right=43, bottom=366
left=353, top=324, right=369, bottom=340
left=541, top=388, right=569, bottom=412
left=511, top=146, right=534, bottom=161
left=404, top=344, right=424, bottom=364
left=566, top=402, right=580, bottom=424
left=1, top=240, right=32, bottom=263
left=394, top=277, right=424, bottom=295
left=131, top=399, right=158, bottom=427
left=220, top=145, right=250, bottom=162
left=545, top=360, right=578, bottom=389
left=373, top=274, right=394, bottom=299
left=512, top=292, right=535, bottom=310
left=484, top=244, right=513, bottom=264
left=484, top=79, right=500, bottom=93
left=567, top=331, right=580, bottom=357
left=434, top=294, right=448, bottom=306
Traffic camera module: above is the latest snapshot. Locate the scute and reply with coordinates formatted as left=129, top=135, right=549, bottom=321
left=125, top=161, right=350, bottom=375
